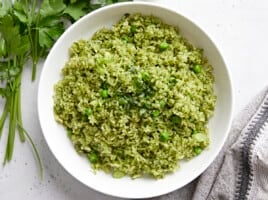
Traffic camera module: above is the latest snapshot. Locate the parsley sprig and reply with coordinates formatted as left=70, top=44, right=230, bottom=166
left=0, top=0, right=131, bottom=178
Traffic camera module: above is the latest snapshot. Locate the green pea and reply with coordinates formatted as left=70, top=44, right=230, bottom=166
left=88, top=152, right=98, bottom=163
left=84, top=108, right=93, bottom=116
left=192, top=64, right=202, bottom=74
left=160, top=131, right=169, bottom=142
left=194, top=147, right=203, bottom=155
left=100, top=89, right=108, bottom=98
left=152, top=110, right=160, bottom=118
left=159, top=42, right=169, bottom=51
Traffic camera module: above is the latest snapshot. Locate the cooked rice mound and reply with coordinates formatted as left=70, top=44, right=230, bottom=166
left=53, top=13, right=216, bottom=179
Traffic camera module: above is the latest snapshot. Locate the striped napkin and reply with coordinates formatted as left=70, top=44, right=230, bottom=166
left=153, top=87, right=268, bottom=200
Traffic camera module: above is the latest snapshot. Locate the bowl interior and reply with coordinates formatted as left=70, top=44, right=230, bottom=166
left=38, top=2, right=233, bottom=199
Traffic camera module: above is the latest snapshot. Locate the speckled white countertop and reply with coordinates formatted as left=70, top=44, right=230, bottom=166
left=1, top=0, right=268, bottom=199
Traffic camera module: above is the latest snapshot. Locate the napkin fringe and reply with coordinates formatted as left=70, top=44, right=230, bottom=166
left=235, top=94, right=268, bottom=200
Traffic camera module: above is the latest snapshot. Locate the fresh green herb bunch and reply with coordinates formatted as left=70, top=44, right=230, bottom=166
left=0, top=0, right=132, bottom=179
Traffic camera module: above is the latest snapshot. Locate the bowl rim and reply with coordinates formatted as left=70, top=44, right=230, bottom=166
left=38, top=1, right=234, bottom=199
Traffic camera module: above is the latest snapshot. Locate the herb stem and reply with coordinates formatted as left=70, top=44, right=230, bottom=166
left=0, top=102, right=9, bottom=139
left=31, top=57, right=37, bottom=81
left=4, top=82, right=18, bottom=163
left=17, top=122, right=43, bottom=179
left=16, top=71, right=25, bottom=142
left=31, top=0, right=37, bottom=18
left=31, top=2, right=40, bottom=81
left=27, top=24, right=35, bottom=80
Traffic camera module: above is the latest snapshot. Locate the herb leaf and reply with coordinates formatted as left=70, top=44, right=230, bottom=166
left=13, top=1, right=28, bottom=23
left=0, top=0, right=12, bottom=12
left=0, top=14, right=29, bottom=56
left=40, top=0, right=66, bottom=18
left=64, top=1, right=88, bottom=20
left=39, top=24, right=65, bottom=48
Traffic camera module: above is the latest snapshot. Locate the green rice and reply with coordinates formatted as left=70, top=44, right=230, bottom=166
left=53, top=13, right=216, bottom=179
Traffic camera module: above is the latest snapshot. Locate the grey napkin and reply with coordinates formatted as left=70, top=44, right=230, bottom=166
left=152, top=86, right=268, bottom=200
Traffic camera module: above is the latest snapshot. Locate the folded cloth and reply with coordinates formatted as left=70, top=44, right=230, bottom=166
left=151, top=86, right=268, bottom=200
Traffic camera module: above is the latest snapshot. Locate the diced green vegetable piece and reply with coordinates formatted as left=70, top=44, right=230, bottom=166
left=130, top=25, right=137, bottom=33
left=67, top=128, right=72, bottom=138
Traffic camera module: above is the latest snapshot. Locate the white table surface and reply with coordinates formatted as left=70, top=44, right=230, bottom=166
left=1, top=0, right=268, bottom=199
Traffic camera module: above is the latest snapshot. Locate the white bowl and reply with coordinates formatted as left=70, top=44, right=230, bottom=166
left=38, top=2, right=233, bottom=199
